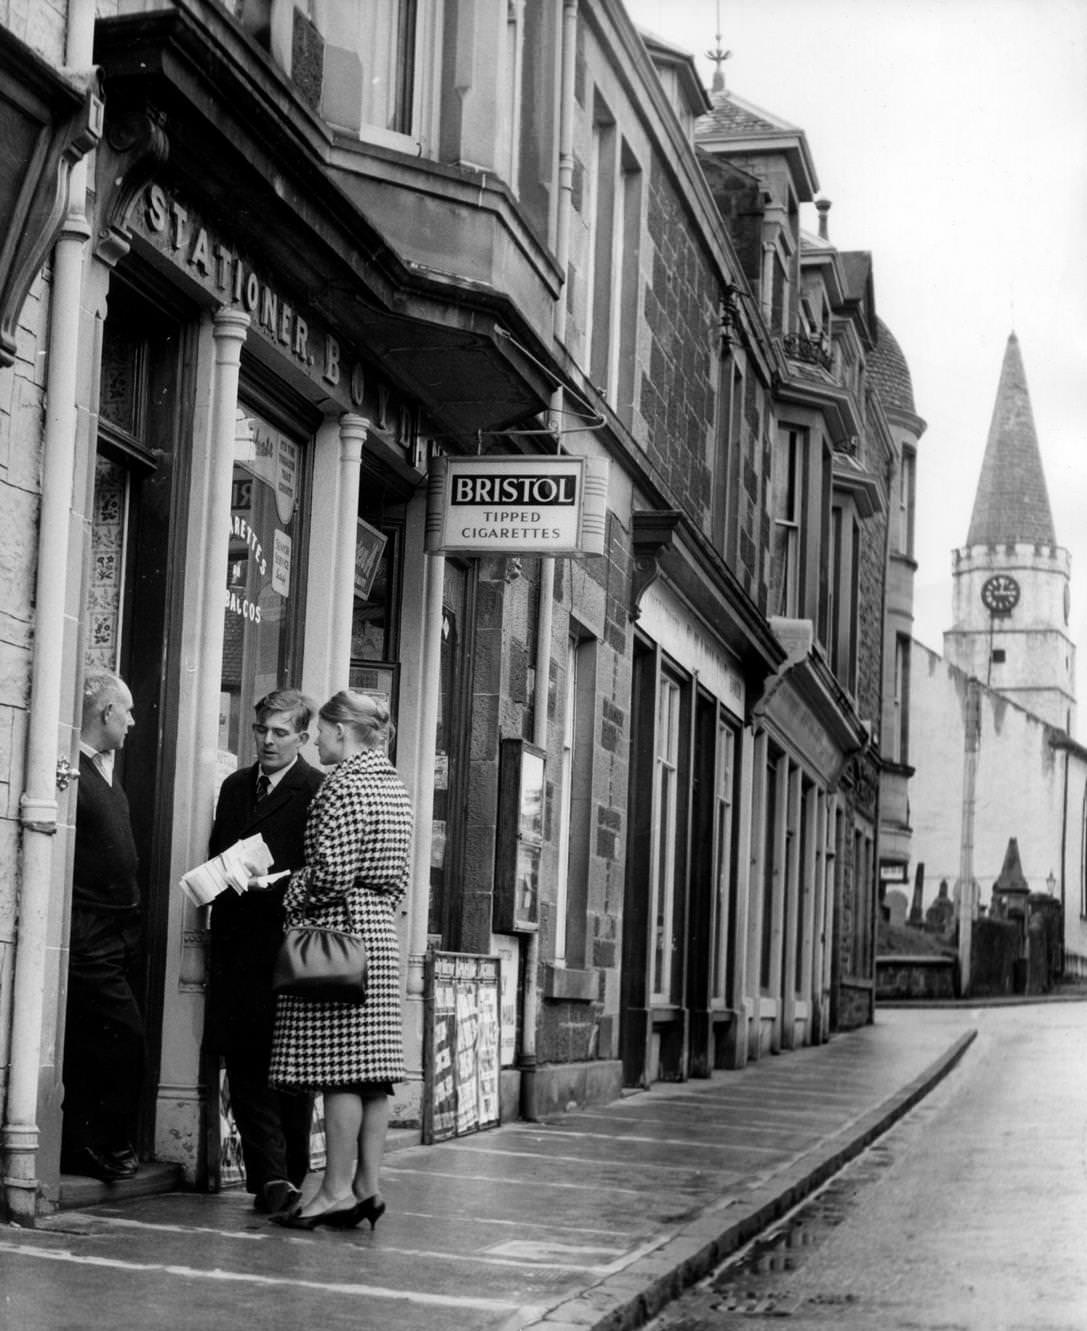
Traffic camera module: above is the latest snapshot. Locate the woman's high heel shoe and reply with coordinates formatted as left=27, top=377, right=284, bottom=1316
left=272, top=1198, right=358, bottom=1230
left=351, top=1195, right=386, bottom=1230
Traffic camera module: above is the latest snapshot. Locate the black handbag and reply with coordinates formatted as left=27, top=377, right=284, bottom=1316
left=272, top=925, right=368, bottom=1002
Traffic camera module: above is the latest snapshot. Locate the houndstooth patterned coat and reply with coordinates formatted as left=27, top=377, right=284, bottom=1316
left=269, top=748, right=413, bottom=1090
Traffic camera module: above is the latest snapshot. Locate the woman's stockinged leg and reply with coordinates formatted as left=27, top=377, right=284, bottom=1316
left=354, top=1092, right=390, bottom=1202
left=300, top=1090, right=361, bottom=1215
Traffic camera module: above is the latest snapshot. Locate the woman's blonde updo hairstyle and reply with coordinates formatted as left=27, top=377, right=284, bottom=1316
left=319, top=689, right=394, bottom=749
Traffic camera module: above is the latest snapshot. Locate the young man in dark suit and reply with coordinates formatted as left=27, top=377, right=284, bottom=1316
left=62, top=671, right=145, bottom=1182
left=205, top=689, right=324, bottom=1215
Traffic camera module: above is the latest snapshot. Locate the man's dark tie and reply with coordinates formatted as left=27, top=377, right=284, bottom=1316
left=255, top=772, right=270, bottom=803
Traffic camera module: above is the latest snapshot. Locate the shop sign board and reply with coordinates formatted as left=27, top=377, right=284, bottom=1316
left=879, top=860, right=910, bottom=884
left=131, top=184, right=421, bottom=466
left=422, top=951, right=501, bottom=1144
left=425, top=455, right=609, bottom=557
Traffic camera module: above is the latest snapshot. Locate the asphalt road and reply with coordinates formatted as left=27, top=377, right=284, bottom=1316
left=646, top=1001, right=1087, bottom=1330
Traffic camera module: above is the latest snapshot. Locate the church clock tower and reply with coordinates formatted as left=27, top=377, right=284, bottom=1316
left=944, top=332, right=1075, bottom=732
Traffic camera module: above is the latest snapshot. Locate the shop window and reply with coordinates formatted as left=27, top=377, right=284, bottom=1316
left=710, top=719, right=736, bottom=1003
left=852, top=823, right=874, bottom=975
left=553, top=635, right=577, bottom=964
left=218, top=404, right=306, bottom=763
left=350, top=492, right=404, bottom=752
left=782, top=766, right=800, bottom=993
left=554, top=632, right=597, bottom=967
left=651, top=673, right=682, bottom=1003
left=794, top=777, right=813, bottom=994
left=760, top=749, right=782, bottom=992
left=351, top=522, right=400, bottom=668
left=427, top=561, right=472, bottom=947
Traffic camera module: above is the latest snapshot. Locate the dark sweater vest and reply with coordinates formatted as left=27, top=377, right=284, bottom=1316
left=73, top=757, right=140, bottom=911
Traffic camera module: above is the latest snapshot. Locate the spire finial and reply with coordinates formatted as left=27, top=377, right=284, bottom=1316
left=707, top=0, right=731, bottom=93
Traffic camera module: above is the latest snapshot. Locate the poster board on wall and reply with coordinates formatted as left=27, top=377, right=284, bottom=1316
left=422, top=951, right=501, bottom=1144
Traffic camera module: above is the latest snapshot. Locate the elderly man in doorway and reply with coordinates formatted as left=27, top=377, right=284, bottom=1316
left=61, top=671, right=145, bottom=1183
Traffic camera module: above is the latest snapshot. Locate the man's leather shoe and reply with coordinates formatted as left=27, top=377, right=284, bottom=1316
left=103, top=1146, right=139, bottom=1178
left=259, top=1179, right=302, bottom=1215
left=62, top=1146, right=131, bottom=1182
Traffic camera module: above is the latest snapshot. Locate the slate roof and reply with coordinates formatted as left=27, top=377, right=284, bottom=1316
left=868, top=318, right=917, bottom=415
left=697, top=89, right=802, bottom=138
left=695, top=90, right=818, bottom=198
left=966, top=333, right=1055, bottom=547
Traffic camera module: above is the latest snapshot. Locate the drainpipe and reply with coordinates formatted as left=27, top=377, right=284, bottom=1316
left=2, top=2, right=95, bottom=1225
left=520, top=0, right=577, bottom=1121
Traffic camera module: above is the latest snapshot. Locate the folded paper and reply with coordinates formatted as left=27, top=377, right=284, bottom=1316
left=179, top=834, right=275, bottom=908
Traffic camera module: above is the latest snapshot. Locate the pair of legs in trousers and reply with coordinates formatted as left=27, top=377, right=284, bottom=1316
left=62, top=907, right=145, bottom=1172
left=226, top=1046, right=313, bottom=1204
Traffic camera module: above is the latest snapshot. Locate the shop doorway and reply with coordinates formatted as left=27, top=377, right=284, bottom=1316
left=621, top=640, right=692, bottom=1086
left=74, top=274, right=195, bottom=1161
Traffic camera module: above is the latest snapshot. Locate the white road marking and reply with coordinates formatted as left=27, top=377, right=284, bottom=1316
left=0, top=1240, right=522, bottom=1312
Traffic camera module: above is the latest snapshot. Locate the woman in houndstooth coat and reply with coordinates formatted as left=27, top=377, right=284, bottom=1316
left=269, top=690, right=412, bottom=1230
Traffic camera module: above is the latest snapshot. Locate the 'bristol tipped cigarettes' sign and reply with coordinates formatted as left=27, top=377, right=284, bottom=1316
left=425, top=455, right=609, bottom=556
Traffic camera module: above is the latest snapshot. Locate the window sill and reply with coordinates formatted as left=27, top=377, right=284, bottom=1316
left=541, top=964, right=597, bottom=1003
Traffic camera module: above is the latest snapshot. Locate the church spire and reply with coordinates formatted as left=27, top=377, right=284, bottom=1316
left=966, top=332, right=1055, bottom=547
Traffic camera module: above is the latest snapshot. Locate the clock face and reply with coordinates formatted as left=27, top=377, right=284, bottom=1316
left=981, top=574, right=1020, bottom=616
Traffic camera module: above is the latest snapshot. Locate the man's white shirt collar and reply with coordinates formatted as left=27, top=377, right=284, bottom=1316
left=258, top=756, right=297, bottom=792
left=80, top=740, right=114, bottom=784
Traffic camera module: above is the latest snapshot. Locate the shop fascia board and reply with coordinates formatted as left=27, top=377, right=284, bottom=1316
left=755, top=616, right=871, bottom=784
left=631, top=509, right=786, bottom=706
left=92, top=6, right=554, bottom=437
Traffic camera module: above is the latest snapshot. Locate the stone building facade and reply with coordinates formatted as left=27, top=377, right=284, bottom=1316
left=0, top=0, right=916, bottom=1223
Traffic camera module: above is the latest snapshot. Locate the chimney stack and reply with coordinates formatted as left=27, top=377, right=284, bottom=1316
left=816, top=198, right=831, bottom=241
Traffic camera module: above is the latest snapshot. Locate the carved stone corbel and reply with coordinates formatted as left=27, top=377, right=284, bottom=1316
left=630, top=510, right=681, bottom=621
left=95, top=102, right=170, bottom=268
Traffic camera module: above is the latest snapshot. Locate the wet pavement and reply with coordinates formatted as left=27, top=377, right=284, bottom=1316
left=0, top=1008, right=982, bottom=1331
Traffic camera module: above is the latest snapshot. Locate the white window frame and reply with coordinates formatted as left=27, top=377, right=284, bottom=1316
left=710, top=718, right=735, bottom=1004
left=650, top=674, right=681, bottom=1003
left=552, top=634, right=578, bottom=965
left=772, top=426, right=805, bottom=617
left=321, top=0, right=442, bottom=156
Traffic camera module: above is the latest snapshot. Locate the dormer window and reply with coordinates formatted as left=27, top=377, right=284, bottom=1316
left=799, top=295, right=820, bottom=338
